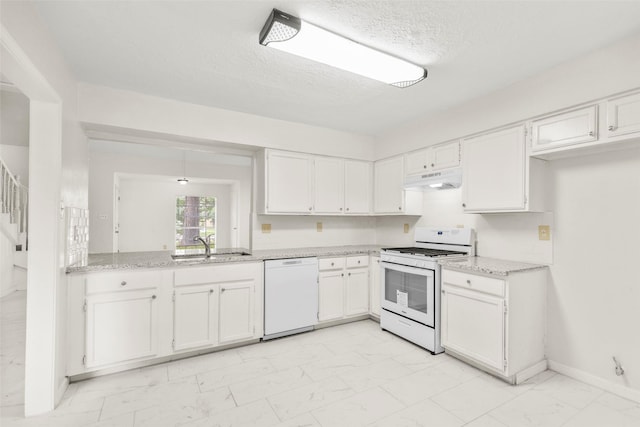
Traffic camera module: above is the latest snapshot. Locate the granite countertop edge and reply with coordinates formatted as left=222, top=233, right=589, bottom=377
left=67, top=245, right=384, bottom=274
left=438, top=256, right=548, bottom=276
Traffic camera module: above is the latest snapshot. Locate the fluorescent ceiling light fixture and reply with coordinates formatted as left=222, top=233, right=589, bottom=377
left=259, top=9, right=427, bottom=88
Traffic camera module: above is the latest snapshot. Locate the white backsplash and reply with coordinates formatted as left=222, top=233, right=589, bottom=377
left=66, top=207, right=89, bottom=267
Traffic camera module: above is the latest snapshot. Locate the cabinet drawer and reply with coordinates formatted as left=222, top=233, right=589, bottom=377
left=86, top=270, right=162, bottom=294
left=174, top=262, right=260, bottom=286
left=346, top=255, right=369, bottom=268
left=442, top=269, right=505, bottom=297
left=319, top=257, right=345, bottom=271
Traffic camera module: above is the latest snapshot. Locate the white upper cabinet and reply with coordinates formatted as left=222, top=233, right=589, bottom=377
left=264, top=150, right=314, bottom=214
left=314, top=157, right=345, bottom=214
left=531, top=105, right=598, bottom=153
left=607, top=91, right=640, bottom=138
left=258, top=149, right=372, bottom=215
left=431, top=141, right=461, bottom=170
left=404, top=141, right=460, bottom=176
left=374, top=155, right=422, bottom=214
left=344, top=160, right=372, bottom=214
left=405, top=148, right=430, bottom=175
left=462, top=125, right=545, bottom=213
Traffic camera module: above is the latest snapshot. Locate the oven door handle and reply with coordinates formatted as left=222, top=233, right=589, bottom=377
left=380, top=261, right=435, bottom=277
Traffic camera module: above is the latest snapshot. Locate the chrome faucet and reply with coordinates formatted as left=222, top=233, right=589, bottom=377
left=193, top=236, right=211, bottom=258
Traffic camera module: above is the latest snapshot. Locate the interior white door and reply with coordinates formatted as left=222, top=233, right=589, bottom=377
left=441, top=286, right=506, bottom=372
left=314, top=157, right=344, bottom=214
left=85, top=289, right=158, bottom=368
left=173, top=285, right=217, bottom=351
left=218, top=280, right=255, bottom=344
left=462, top=126, right=526, bottom=212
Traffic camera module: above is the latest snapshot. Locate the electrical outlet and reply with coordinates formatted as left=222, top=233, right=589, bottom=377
left=456, top=224, right=464, bottom=228
left=403, top=224, right=410, bottom=233
left=538, top=225, right=550, bottom=241
left=163, top=244, right=167, bottom=250
left=261, top=223, right=271, bottom=234
left=316, top=222, right=323, bottom=232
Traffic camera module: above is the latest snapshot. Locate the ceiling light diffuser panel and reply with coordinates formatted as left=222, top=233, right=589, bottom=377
left=259, top=9, right=427, bottom=88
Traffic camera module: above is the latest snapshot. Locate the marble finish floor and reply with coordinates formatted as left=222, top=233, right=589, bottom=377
left=2, top=291, right=640, bottom=426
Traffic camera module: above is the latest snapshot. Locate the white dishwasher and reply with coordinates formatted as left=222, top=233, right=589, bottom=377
left=264, top=257, right=318, bottom=340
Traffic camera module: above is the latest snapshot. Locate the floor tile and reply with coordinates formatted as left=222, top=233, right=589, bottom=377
left=178, top=399, right=280, bottom=427
left=532, top=373, right=604, bottom=409
left=464, top=414, right=508, bottom=427
left=488, top=390, right=579, bottom=427
left=301, top=351, right=370, bottom=382
left=431, top=375, right=518, bottom=422
left=267, top=377, right=354, bottom=421
left=562, top=401, right=640, bottom=427
left=381, top=365, right=462, bottom=406
left=370, top=398, right=464, bottom=427
left=197, top=358, right=275, bottom=392
left=230, top=366, right=314, bottom=406
left=391, top=349, right=448, bottom=372
left=596, top=392, right=640, bottom=422
left=310, top=387, right=404, bottom=427
left=266, top=343, right=335, bottom=372
left=133, top=386, right=236, bottom=426
left=166, top=348, right=244, bottom=381
left=337, top=358, right=413, bottom=392
left=272, top=413, right=321, bottom=427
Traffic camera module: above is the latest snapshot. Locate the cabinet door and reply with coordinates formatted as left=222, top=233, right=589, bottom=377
left=405, top=149, right=430, bottom=176
left=318, top=270, right=345, bottom=322
left=173, top=286, right=217, bottom=351
left=432, top=141, right=460, bottom=170
left=344, top=160, right=372, bottom=214
left=266, top=151, right=313, bottom=213
left=314, top=157, right=345, bottom=214
left=462, top=126, right=526, bottom=212
left=218, top=281, right=255, bottom=344
left=345, top=268, right=369, bottom=316
left=374, top=156, right=405, bottom=213
left=532, top=106, right=598, bottom=152
left=369, top=257, right=381, bottom=316
left=441, top=286, right=506, bottom=373
left=607, top=91, right=640, bottom=138
left=85, top=289, right=158, bottom=368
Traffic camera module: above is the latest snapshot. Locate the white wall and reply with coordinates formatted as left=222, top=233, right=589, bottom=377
left=78, top=83, right=376, bottom=161
left=0, top=89, right=29, bottom=148
left=547, top=148, right=640, bottom=397
left=2, top=1, right=88, bottom=414
left=117, top=179, right=232, bottom=252
left=89, top=141, right=252, bottom=253
left=374, top=32, right=640, bottom=398
left=0, top=232, right=14, bottom=297
left=252, top=214, right=377, bottom=250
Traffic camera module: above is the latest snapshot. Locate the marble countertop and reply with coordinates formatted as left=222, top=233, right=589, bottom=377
left=438, top=256, right=547, bottom=276
left=67, top=245, right=384, bottom=273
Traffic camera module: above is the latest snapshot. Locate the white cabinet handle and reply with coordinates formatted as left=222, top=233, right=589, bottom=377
left=221, top=288, right=226, bottom=293
left=152, top=295, right=157, bottom=299
left=357, top=260, right=361, bottom=264
left=588, top=131, right=594, bottom=137
left=209, top=289, right=214, bottom=294
left=466, top=279, right=471, bottom=285
left=608, top=125, right=615, bottom=131
left=120, top=281, right=127, bottom=286
left=346, top=208, right=350, bottom=211
left=331, top=262, right=334, bottom=266
left=308, top=207, right=312, bottom=211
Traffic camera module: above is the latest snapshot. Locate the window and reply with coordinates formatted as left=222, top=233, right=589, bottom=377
left=175, top=196, right=216, bottom=252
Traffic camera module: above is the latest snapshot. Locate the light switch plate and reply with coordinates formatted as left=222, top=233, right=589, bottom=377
left=262, top=224, right=271, bottom=234
left=538, top=225, right=550, bottom=241
left=316, top=222, right=323, bottom=232
left=403, top=224, right=410, bottom=233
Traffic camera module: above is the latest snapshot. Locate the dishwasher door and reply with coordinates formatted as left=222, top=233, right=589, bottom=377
left=264, top=257, right=319, bottom=339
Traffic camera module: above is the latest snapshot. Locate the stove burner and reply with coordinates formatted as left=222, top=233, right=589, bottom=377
left=383, top=247, right=467, bottom=258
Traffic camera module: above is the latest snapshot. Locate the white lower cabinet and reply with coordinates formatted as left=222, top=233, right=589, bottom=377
left=173, top=285, right=216, bottom=352
left=68, top=262, right=263, bottom=376
left=218, top=280, right=255, bottom=344
left=318, top=256, right=369, bottom=323
left=441, top=267, right=547, bottom=384
left=85, top=288, right=159, bottom=368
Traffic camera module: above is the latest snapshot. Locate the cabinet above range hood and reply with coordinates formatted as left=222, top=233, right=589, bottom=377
left=404, top=167, right=462, bottom=190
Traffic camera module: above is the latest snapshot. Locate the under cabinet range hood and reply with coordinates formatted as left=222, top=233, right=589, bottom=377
left=404, top=167, right=462, bottom=190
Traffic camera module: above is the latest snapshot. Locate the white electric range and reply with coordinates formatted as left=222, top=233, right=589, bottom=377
left=380, top=227, right=476, bottom=353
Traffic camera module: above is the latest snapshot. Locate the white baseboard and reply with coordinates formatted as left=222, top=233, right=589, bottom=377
left=548, top=359, right=640, bottom=403
left=515, top=359, right=548, bottom=384
left=54, top=377, right=69, bottom=407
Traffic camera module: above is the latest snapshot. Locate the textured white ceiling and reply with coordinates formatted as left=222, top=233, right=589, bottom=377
left=34, top=1, right=640, bottom=136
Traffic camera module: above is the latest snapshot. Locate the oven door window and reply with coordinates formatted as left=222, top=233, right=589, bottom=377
left=383, top=266, right=434, bottom=326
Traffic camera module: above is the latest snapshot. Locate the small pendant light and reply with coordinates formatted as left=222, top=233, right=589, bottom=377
left=178, top=151, right=189, bottom=185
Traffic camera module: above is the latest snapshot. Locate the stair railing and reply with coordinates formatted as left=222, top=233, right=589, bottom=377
left=1, top=156, right=28, bottom=235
